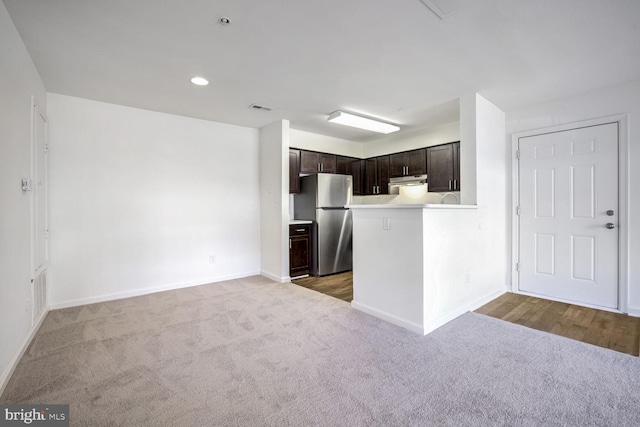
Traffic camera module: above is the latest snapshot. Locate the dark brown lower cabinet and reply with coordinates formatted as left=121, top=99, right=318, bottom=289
left=290, top=224, right=311, bottom=277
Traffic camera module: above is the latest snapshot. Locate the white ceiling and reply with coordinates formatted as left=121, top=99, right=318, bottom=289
left=4, top=0, right=640, bottom=143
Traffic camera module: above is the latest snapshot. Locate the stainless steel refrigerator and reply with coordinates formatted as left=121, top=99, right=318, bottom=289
left=294, top=173, right=352, bottom=276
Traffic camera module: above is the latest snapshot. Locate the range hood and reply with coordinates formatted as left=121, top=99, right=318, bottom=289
left=388, top=174, right=428, bottom=194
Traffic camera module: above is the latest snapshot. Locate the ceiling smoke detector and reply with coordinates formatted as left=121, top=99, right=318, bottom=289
left=218, top=17, right=231, bottom=25
left=249, top=104, right=273, bottom=111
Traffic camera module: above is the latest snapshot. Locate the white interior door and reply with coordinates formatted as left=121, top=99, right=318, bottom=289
left=518, top=123, right=618, bottom=309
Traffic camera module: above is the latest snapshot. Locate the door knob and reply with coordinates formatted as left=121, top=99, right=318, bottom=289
left=606, top=210, right=615, bottom=216
left=605, top=223, right=615, bottom=229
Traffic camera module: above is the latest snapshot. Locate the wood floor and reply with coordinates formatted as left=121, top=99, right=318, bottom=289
left=291, top=271, right=353, bottom=303
left=476, top=292, right=640, bottom=357
left=291, top=275, right=640, bottom=356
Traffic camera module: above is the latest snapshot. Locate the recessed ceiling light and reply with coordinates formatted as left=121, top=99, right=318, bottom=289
left=190, top=77, right=209, bottom=86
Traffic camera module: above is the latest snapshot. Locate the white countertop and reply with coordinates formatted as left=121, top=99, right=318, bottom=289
left=347, top=204, right=477, bottom=210
left=290, top=220, right=313, bottom=224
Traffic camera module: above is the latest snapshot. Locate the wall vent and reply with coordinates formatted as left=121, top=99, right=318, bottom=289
left=33, top=271, right=47, bottom=325
left=249, top=104, right=273, bottom=111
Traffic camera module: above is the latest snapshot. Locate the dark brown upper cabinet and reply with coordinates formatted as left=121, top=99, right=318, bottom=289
left=364, top=155, right=390, bottom=195
left=289, top=149, right=301, bottom=194
left=389, top=148, right=427, bottom=178
left=351, top=159, right=365, bottom=195
left=336, top=155, right=355, bottom=175
left=300, top=150, right=336, bottom=174
left=426, top=142, right=460, bottom=192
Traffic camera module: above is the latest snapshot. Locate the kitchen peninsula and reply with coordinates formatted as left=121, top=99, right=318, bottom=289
left=349, top=203, right=504, bottom=335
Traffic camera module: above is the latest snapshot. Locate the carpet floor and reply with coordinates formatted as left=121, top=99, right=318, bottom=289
left=2, top=275, right=640, bottom=426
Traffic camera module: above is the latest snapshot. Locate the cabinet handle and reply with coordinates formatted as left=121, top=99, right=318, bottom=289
left=449, top=180, right=452, bottom=190
left=289, top=239, right=292, bottom=249
left=296, top=228, right=305, bottom=232
left=318, top=163, right=321, bottom=172
left=453, top=179, right=457, bottom=190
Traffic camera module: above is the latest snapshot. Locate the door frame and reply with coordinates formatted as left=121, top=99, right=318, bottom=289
left=511, top=114, right=629, bottom=313
left=30, top=96, right=49, bottom=277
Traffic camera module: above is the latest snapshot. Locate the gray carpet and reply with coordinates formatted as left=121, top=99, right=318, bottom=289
left=2, top=276, right=640, bottom=426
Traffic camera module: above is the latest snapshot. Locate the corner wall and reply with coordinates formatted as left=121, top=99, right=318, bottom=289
left=47, top=94, right=261, bottom=307
left=0, top=2, right=47, bottom=393
left=260, top=120, right=290, bottom=282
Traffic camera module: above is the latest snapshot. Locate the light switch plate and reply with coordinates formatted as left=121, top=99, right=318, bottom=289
left=21, top=178, right=32, bottom=192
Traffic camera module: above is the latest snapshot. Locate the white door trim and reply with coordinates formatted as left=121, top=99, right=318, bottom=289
left=511, top=114, right=629, bottom=313
left=30, top=96, right=49, bottom=277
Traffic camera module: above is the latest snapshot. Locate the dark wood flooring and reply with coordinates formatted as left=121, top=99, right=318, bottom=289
left=476, top=292, right=640, bottom=356
left=291, top=271, right=353, bottom=303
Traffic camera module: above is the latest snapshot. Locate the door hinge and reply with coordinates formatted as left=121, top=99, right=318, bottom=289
left=515, top=150, right=520, bottom=159
left=515, top=262, right=520, bottom=272
left=516, top=206, right=520, bottom=215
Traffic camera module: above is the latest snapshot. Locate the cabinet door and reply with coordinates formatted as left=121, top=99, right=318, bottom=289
left=407, top=148, right=427, bottom=175
left=389, top=152, right=408, bottom=178
left=364, top=158, right=378, bottom=195
left=289, top=149, right=301, bottom=193
left=290, top=235, right=310, bottom=277
left=427, top=144, right=454, bottom=192
left=300, top=150, right=320, bottom=173
left=376, top=155, right=390, bottom=194
left=452, top=142, right=460, bottom=191
left=351, top=159, right=365, bottom=195
left=336, top=156, right=353, bottom=175
left=319, top=153, right=337, bottom=173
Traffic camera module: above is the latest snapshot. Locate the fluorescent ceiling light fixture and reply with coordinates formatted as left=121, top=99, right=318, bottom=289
left=327, top=111, right=399, bottom=134
left=190, top=76, right=209, bottom=86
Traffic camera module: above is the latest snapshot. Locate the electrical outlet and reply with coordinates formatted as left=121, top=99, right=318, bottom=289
left=383, top=217, right=391, bottom=230
left=209, top=255, right=217, bottom=264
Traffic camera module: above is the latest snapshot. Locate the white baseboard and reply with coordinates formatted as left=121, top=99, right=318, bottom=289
left=425, top=288, right=507, bottom=334
left=261, top=270, right=290, bottom=283
left=627, top=307, right=640, bottom=318
left=352, top=288, right=506, bottom=336
left=0, top=307, right=49, bottom=397
left=49, top=271, right=261, bottom=310
left=351, top=301, right=424, bottom=334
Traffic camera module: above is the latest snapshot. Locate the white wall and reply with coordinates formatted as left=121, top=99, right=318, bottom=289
left=289, top=129, right=363, bottom=158
left=0, top=2, right=47, bottom=392
left=474, top=94, right=509, bottom=289
left=260, top=120, right=290, bottom=282
left=506, top=79, right=640, bottom=314
left=362, top=121, right=460, bottom=158
left=47, top=94, right=261, bottom=307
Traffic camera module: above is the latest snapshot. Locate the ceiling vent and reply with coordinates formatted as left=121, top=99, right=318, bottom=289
left=249, top=104, right=273, bottom=111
